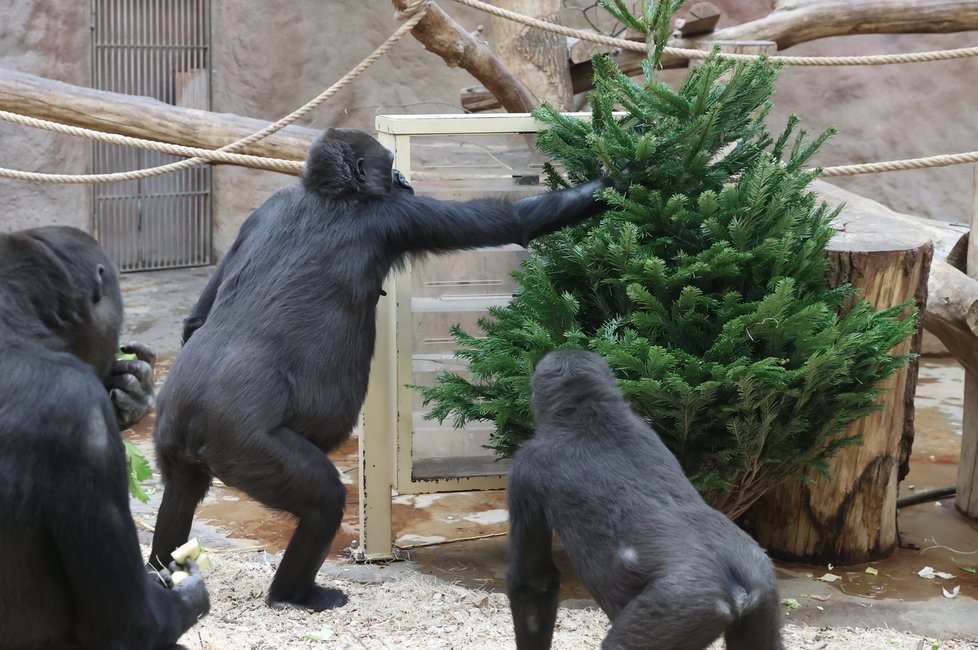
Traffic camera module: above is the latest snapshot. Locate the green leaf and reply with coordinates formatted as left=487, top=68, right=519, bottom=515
left=124, top=441, right=152, bottom=503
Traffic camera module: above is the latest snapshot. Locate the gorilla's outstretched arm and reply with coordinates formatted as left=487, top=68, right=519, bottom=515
left=384, top=178, right=610, bottom=256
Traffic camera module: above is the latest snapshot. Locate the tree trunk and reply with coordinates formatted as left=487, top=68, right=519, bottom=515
left=390, top=0, right=536, bottom=113
left=748, top=196, right=932, bottom=565
left=486, top=0, right=573, bottom=109
left=956, top=165, right=978, bottom=519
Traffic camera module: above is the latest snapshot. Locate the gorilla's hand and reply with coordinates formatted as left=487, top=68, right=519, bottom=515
left=107, top=341, right=157, bottom=429
left=170, top=557, right=211, bottom=626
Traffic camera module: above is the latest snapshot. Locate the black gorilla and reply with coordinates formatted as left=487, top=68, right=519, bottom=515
left=0, top=226, right=209, bottom=649
left=149, top=128, right=614, bottom=611
left=508, top=349, right=783, bottom=650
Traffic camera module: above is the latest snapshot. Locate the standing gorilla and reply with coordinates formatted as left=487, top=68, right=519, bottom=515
left=149, top=128, right=616, bottom=611
left=0, top=227, right=209, bottom=649
left=508, top=349, right=783, bottom=650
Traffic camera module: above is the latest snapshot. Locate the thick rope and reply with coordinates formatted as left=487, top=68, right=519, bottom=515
left=819, top=151, right=978, bottom=177
left=0, top=109, right=304, bottom=176
left=450, top=0, right=978, bottom=66
left=0, top=4, right=429, bottom=184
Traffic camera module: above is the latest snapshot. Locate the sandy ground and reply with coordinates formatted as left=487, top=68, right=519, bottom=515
left=172, top=549, right=974, bottom=650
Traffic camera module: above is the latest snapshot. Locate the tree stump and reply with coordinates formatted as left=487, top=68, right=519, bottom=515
left=748, top=183, right=932, bottom=565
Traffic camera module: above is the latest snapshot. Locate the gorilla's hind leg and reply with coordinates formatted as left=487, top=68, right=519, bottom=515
left=602, top=575, right=734, bottom=650
left=212, top=426, right=348, bottom=612
left=149, top=451, right=212, bottom=570
left=724, top=590, right=783, bottom=650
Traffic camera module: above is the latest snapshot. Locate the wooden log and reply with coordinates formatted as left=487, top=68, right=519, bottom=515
left=486, top=0, right=572, bottom=109
left=956, top=165, right=978, bottom=519
left=676, top=2, right=722, bottom=37
left=685, top=0, right=978, bottom=52
left=749, top=197, right=932, bottom=565
left=390, top=0, right=536, bottom=114
left=0, top=68, right=316, bottom=172
left=569, top=29, right=616, bottom=65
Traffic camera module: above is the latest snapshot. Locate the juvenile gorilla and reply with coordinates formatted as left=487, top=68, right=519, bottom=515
left=0, top=226, right=209, bottom=649
left=150, top=128, right=615, bottom=611
left=508, top=349, right=783, bottom=650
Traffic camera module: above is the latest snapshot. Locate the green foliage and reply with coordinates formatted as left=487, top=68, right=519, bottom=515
left=125, top=441, right=153, bottom=503
left=418, top=1, right=916, bottom=516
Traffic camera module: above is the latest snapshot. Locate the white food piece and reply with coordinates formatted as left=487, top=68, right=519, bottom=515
left=195, top=552, right=212, bottom=571
left=170, top=570, right=191, bottom=586
left=171, top=538, right=203, bottom=565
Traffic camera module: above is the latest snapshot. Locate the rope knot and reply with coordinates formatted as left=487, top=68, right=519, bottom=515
left=395, top=0, right=431, bottom=22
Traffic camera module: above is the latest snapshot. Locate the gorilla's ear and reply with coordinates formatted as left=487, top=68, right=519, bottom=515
left=93, top=263, right=105, bottom=303
left=354, top=157, right=367, bottom=184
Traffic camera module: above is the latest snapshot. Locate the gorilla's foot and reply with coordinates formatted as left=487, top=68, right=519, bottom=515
left=266, top=584, right=349, bottom=612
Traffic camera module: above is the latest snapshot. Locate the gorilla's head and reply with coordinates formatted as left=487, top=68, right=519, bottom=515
left=530, top=348, right=624, bottom=424
left=303, top=128, right=413, bottom=198
left=0, top=226, right=123, bottom=379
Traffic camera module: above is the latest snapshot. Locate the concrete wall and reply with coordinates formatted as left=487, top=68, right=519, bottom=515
left=0, top=3, right=91, bottom=233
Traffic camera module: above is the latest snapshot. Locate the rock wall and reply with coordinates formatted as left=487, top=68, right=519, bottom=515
left=0, top=3, right=91, bottom=233
left=690, top=0, right=978, bottom=226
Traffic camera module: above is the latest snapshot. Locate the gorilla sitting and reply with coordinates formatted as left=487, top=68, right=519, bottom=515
left=0, top=226, right=209, bottom=649
left=507, top=349, right=783, bottom=650
left=149, top=128, right=617, bottom=611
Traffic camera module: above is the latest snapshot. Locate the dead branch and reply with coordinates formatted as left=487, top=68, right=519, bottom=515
left=391, top=0, right=537, bottom=112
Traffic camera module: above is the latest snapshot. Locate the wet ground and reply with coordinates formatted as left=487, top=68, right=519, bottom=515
left=121, top=268, right=978, bottom=641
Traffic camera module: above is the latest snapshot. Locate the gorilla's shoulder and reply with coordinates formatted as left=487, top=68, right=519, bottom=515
left=1, top=347, right=110, bottom=433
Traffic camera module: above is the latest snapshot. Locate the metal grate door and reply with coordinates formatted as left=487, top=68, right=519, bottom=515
left=92, top=0, right=212, bottom=271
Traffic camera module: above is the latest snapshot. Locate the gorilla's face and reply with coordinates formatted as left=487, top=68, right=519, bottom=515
left=74, top=258, right=124, bottom=379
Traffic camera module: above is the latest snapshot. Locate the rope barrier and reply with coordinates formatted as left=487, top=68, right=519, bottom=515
left=0, top=3, right=429, bottom=184
left=820, top=151, right=978, bottom=177
left=0, top=109, right=304, bottom=176
left=450, top=0, right=978, bottom=66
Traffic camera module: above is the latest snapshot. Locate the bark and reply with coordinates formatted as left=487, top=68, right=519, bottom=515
left=486, top=0, right=573, bottom=109
left=390, top=0, right=536, bottom=113
left=749, top=187, right=933, bottom=565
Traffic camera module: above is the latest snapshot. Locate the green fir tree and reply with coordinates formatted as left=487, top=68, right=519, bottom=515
left=418, top=0, right=916, bottom=517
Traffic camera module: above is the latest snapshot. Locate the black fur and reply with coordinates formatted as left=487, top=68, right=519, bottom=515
left=150, top=127, right=613, bottom=611
left=507, top=349, right=784, bottom=650
left=0, top=226, right=208, bottom=649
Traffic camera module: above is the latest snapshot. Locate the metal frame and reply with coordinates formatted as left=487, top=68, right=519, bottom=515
left=358, top=112, right=597, bottom=560
left=91, top=0, right=213, bottom=271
